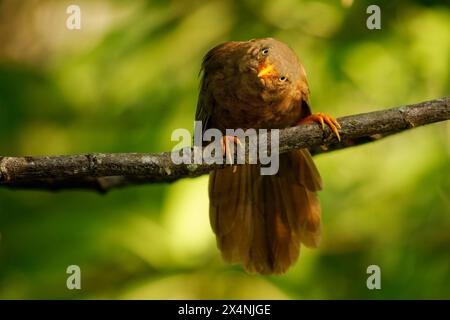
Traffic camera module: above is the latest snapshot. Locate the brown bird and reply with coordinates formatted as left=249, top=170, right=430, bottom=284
left=195, top=38, right=340, bottom=274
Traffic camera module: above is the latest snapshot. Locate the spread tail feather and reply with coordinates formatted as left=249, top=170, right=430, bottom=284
left=209, top=149, right=322, bottom=274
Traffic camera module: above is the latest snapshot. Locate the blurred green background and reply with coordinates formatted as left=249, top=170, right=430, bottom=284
left=0, top=0, right=449, bottom=299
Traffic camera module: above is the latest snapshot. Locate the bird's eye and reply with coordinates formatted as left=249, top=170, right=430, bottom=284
left=279, top=76, right=287, bottom=82
left=261, top=48, right=269, bottom=55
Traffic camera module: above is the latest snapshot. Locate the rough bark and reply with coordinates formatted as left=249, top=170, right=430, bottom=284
left=0, top=97, right=448, bottom=192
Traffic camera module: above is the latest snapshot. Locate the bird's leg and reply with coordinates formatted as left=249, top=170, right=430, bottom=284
left=221, top=135, right=242, bottom=172
left=298, top=113, right=341, bottom=141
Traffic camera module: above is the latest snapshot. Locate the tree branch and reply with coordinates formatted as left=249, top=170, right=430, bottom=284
left=1, top=97, right=448, bottom=193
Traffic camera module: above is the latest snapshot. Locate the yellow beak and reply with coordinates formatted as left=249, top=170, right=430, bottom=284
left=257, top=64, right=274, bottom=78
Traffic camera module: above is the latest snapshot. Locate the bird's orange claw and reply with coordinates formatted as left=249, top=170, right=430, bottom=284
left=298, top=113, right=341, bottom=141
left=221, top=135, right=243, bottom=171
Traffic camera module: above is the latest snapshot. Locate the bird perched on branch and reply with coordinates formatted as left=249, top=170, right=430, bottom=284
left=195, top=38, right=340, bottom=274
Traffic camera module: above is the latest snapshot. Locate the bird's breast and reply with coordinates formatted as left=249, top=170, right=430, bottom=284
left=211, top=88, right=302, bottom=130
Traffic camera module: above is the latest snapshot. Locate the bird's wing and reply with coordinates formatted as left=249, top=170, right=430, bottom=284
left=195, top=80, right=213, bottom=135
left=195, top=41, right=243, bottom=134
left=297, top=63, right=313, bottom=118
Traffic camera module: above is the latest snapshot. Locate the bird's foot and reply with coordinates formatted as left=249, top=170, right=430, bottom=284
left=298, top=113, right=341, bottom=141
left=221, top=135, right=242, bottom=171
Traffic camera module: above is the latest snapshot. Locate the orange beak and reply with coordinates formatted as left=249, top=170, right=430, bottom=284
left=257, top=63, right=275, bottom=78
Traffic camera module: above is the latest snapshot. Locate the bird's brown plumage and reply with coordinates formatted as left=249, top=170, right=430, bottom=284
left=196, top=38, right=323, bottom=274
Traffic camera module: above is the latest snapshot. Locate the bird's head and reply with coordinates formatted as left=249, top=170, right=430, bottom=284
left=242, top=38, right=304, bottom=100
